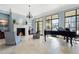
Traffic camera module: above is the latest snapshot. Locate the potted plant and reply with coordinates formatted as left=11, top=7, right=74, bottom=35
left=13, top=19, right=16, bottom=24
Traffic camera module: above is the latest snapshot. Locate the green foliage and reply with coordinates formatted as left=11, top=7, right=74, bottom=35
left=13, top=19, right=16, bottom=24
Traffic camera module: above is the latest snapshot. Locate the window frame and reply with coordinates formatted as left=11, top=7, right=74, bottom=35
left=64, top=9, right=77, bottom=31
left=35, top=18, right=43, bottom=35
left=46, top=16, right=52, bottom=30
left=51, top=14, right=59, bottom=30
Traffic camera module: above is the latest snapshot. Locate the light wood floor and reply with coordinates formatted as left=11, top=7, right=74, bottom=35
left=0, top=35, right=79, bottom=54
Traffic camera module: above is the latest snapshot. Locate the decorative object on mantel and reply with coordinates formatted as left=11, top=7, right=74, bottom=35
left=13, top=19, right=16, bottom=24
left=26, top=21, right=27, bottom=25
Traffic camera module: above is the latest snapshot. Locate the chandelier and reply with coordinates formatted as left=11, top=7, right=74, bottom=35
left=26, top=5, right=33, bottom=19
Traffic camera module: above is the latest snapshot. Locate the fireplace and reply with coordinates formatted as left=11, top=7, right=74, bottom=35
left=17, top=28, right=25, bottom=36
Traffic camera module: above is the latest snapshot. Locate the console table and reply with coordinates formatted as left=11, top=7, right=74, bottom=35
left=0, top=31, right=5, bottom=39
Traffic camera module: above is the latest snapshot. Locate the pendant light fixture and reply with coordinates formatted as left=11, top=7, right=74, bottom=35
left=26, top=5, right=33, bottom=19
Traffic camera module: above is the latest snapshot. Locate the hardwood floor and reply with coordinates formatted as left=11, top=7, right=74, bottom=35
left=0, top=35, right=79, bottom=54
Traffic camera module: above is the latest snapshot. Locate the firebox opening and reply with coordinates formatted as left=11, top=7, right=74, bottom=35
left=17, top=28, right=25, bottom=36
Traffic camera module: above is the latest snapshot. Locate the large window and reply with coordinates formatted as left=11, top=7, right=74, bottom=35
left=65, top=10, right=76, bottom=31
left=77, top=9, right=79, bottom=34
left=52, top=15, right=59, bottom=30
left=46, top=16, right=52, bottom=30
left=45, top=15, right=59, bottom=30
left=36, top=18, right=43, bottom=34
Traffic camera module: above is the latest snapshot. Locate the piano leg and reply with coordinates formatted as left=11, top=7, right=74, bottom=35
left=66, top=37, right=69, bottom=43
left=64, top=36, right=65, bottom=40
left=44, top=35, right=46, bottom=42
left=70, top=37, right=73, bottom=46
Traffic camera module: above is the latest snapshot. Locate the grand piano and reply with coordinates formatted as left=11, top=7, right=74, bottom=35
left=44, top=28, right=77, bottom=46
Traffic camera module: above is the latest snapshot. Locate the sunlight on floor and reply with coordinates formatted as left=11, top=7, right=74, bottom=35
left=0, top=36, right=79, bottom=54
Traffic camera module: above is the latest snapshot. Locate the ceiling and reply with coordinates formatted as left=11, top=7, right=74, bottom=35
left=0, top=4, right=79, bottom=18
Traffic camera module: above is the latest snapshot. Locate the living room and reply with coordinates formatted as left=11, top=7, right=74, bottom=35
left=0, top=4, right=79, bottom=54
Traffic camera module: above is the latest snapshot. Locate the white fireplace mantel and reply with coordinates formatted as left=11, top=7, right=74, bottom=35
left=14, top=24, right=29, bottom=40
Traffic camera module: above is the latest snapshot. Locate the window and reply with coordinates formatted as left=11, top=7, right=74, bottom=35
left=35, top=18, right=43, bottom=34
left=46, top=16, right=52, bottom=30
left=65, top=10, right=76, bottom=17
left=65, top=10, right=76, bottom=31
left=52, top=15, right=59, bottom=30
left=77, top=9, right=79, bottom=34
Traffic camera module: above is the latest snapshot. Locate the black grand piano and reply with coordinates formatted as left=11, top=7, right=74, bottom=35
left=44, top=28, right=77, bottom=46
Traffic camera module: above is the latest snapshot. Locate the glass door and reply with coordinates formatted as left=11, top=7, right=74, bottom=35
left=52, top=19, right=58, bottom=30
left=36, top=21, right=43, bottom=35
